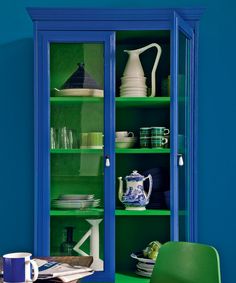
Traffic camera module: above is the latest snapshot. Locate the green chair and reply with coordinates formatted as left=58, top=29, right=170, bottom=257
left=150, top=241, right=221, bottom=283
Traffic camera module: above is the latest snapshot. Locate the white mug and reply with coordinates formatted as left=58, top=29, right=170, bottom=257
left=3, top=252, right=39, bottom=282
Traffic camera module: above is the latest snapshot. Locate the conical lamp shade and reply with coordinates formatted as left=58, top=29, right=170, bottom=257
left=62, top=63, right=102, bottom=89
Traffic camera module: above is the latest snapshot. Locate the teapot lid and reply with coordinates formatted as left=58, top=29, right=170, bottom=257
left=125, top=170, right=144, bottom=181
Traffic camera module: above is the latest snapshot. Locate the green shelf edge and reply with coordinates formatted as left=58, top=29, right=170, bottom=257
left=50, top=96, right=170, bottom=107
left=50, top=97, right=103, bottom=103
left=50, top=149, right=103, bottom=154
left=50, top=208, right=104, bottom=217
left=50, top=148, right=170, bottom=154
left=116, top=97, right=170, bottom=107
left=50, top=209, right=170, bottom=217
left=115, top=209, right=170, bottom=216
left=115, top=148, right=170, bottom=154
left=115, top=272, right=150, bottom=283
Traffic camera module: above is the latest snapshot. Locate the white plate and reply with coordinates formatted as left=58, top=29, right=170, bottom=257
left=131, top=253, right=156, bottom=264
left=80, top=145, right=103, bottom=149
left=135, top=269, right=152, bottom=277
left=137, top=262, right=154, bottom=272
left=52, top=199, right=100, bottom=204
left=120, top=86, right=147, bottom=90
left=120, top=94, right=148, bottom=98
left=51, top=201, right=100, bottom=209
left=59, top=194, right=94, bottom=200
left=55, top=88, right=104, bottom=97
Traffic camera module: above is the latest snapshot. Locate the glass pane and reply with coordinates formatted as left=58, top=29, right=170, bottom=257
left=49, top=43, right=104, bottom=271
left=178, top=32, right=190, bottom=241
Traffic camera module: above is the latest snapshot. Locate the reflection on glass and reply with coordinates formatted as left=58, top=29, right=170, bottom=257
left=60, top=227, right=77, bottom=256
left=178, top=32, right=190, bottom=241
left=49, top=43, right=104, bottom=270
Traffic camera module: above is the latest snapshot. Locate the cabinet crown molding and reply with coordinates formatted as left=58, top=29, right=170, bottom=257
left=27, top=8, right=204, bottom=22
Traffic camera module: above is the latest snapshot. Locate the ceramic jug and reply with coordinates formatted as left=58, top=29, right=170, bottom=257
left=120, top=43, right=162, bottom=97
left=118, top=170, right=153, bottom=210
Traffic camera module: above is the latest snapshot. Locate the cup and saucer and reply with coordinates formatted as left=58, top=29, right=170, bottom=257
left=115, top=131, right=137, bottom=149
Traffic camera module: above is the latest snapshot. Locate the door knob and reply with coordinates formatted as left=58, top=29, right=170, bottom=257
left=178, top=154, right=184, bottom=166
left=105, top=155, right=110, bottom=167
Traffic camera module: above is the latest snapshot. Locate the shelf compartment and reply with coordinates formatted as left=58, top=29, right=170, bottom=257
left=115, top=209, right=170, bottom=216
left=115, top=148, right=170, bottom=154
left=50, top=97, right=103, bottom=104
left=116, top=97, right=170, bottom=108
left=50, top=208, right=104, bottom=217
left=50, top=149, right=103, bottom=154
left=116, top=272, right=150, bottom=283
left=51, top=148, right=170, bottom=154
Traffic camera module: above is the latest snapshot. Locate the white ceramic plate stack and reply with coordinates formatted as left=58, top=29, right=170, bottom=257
left=131, top=252, right=156, bottom=277
left=119, top=77, right=148, bottom=97
left=51, top=194, right=101, bottom=210
left=115, top=137, right=137, bottom=149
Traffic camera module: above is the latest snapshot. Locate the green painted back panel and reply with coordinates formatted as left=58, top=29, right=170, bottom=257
left=50, top=43, right=104, bottom=89
left=49, top=43, right=105, bottom=258
left=115, top=31, right=171, bottom=275
left=51, top=216, right=104, bottom=259
left=116, top=217, right=170, bottom=272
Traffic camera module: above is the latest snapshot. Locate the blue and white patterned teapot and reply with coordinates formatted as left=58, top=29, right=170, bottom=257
left=118, top=170, right=153, bottom=210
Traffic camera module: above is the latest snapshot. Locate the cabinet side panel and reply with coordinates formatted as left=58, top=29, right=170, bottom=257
left=34, top=30, right=50, bottom=256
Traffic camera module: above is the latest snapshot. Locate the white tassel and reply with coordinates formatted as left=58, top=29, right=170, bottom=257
left=105, top=156, right=110, bottom=167
left=179, top=155, right=184, bottom=166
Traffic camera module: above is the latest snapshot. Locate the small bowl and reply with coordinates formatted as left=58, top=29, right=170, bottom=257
left=116, top=137, right=137, bottom=142
left=115, top=141, right=136, bottom=149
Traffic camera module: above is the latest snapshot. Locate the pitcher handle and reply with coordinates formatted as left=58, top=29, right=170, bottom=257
left=138, top=43, right=162, bottom=97
left=144, top=174, right=153, bottom=200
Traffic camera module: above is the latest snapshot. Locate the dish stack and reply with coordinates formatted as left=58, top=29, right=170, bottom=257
left=131, top=252, right=155, bottom=277
left=119, top=77, right=148, bottom=97
left=51, top=194, right=100, bottom=210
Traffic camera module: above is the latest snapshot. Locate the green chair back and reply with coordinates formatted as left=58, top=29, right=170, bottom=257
left=150, top=241, right=221, bottom=283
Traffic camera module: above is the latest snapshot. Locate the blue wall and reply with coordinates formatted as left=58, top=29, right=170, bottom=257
left=0, top=0, right=235, bottom=282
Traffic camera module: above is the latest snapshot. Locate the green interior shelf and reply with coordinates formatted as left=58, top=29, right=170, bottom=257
left=50, top=97, right=170, bottom=107
left=51, top=149, right=170, bottom=154
left=50, top=208, right=104, bottom=217
left=115, top=272, right=150, bottom=283
left=116, top=97, right=170, bottom=107
left=115, top=148, right=170, bottom=154
left=50, top=97, right=103, bottom=104
left=115, top=209, right=170, bottom=216
left=50, top=149, right=103, bottom=154
left=50, top=209, right=170, bottom=217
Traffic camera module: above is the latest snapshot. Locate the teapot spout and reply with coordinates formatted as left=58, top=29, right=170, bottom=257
left=118, top=177, right=124, bottom=202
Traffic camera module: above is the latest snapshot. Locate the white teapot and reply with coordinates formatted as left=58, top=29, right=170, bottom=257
left=118, top=170, right=153, bottom=210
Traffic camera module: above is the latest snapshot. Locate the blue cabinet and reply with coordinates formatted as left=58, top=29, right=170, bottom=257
left=28, top=8, right=202, bottom=282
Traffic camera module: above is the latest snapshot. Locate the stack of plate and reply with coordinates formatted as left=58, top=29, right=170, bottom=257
left=131, top=252, right=155, bottom=277
left=119, top=76, right=148, bottom=97
left=51, top=194, right=100, bottom=210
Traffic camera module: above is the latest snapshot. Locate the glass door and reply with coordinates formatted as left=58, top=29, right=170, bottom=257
left=36, top=31, right=115, bottom=282
left=171, top=12, right=194, bottom=241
